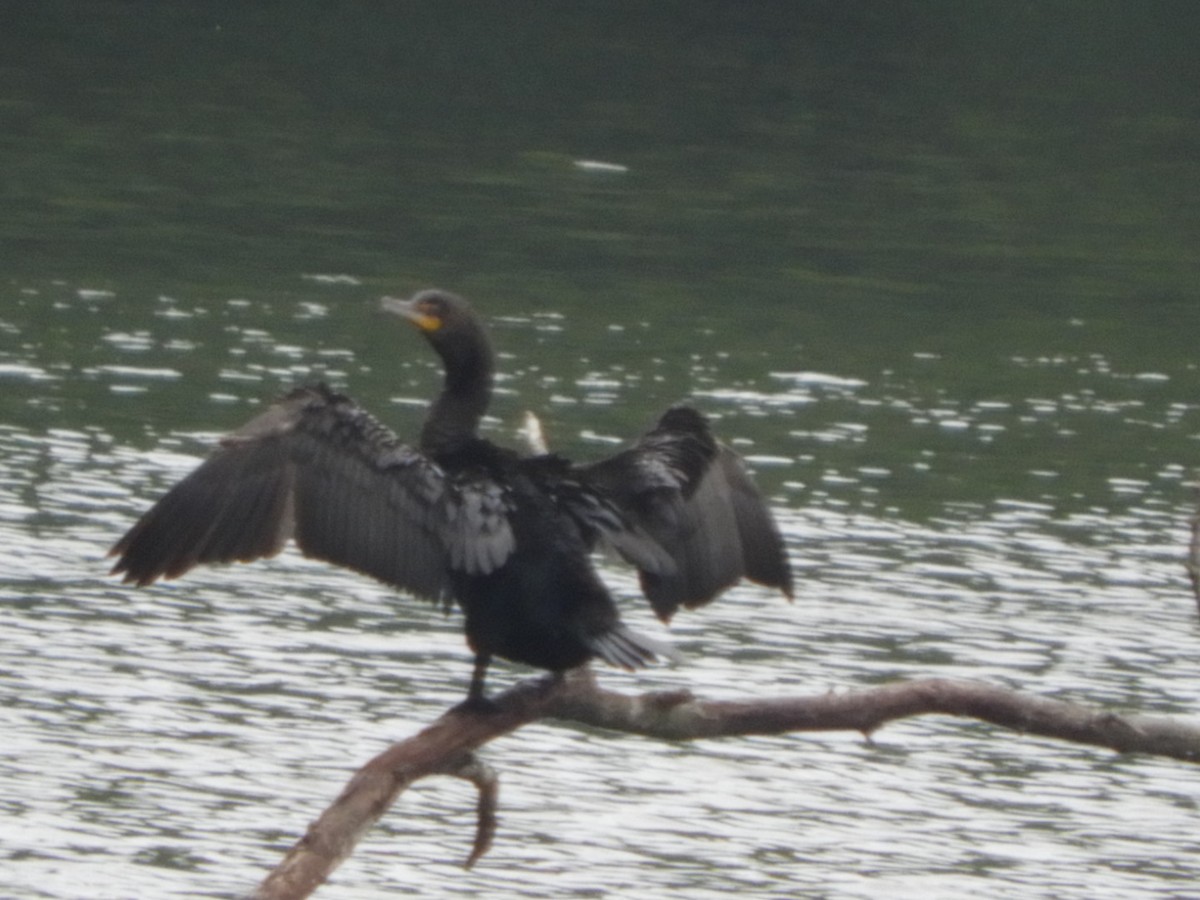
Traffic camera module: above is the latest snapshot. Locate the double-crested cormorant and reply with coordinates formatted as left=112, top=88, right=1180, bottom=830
left=110, top=290, right=793, bottom=703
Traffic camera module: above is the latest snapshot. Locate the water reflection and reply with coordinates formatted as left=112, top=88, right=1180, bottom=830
left=3, top=273, right=1199, bottom=899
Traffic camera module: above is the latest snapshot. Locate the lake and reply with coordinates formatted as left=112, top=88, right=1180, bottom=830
left=3, top=4, right=1200, bottom=898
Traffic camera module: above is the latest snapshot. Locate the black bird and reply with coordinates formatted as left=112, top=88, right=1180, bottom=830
left=110, top=290, right=793, bottom=703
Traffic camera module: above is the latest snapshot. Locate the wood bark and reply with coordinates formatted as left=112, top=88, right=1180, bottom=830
left=1188, top=479, right=1200, bottom=612
left=252, top=669, right=1200, bottom=900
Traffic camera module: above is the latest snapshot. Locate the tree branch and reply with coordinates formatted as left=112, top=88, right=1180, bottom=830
left=252, top=678, right=557, bottom=900
left=252, top=671, right=1200, bottom=900
left=1188, top=477, right=1200, bottom=613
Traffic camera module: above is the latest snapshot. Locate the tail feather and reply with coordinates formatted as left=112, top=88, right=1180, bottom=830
left=587, top=624, right=680, bottom=671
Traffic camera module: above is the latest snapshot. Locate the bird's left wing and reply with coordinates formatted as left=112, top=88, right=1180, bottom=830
left=109, top=384, right=461, bottom=604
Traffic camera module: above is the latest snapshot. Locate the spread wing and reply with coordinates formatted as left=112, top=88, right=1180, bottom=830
left=109, top=384, right=516, bottom=603
left=579, top=406, right=793, bottom=622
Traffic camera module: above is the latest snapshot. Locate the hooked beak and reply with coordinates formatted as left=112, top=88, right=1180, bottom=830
left=381, top=295, right=441, bottom=332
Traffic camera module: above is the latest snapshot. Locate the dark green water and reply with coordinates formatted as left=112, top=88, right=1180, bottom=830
left=3, top=4, right=1200, bottom=899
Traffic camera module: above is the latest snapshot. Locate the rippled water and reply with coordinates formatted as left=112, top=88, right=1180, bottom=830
left=5, top=3, right=1200, bottom=894
left=4, top=279, right=1199, bottom=899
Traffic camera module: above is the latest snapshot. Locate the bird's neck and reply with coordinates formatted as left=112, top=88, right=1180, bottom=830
left=420, top=344, right=495, bottom=455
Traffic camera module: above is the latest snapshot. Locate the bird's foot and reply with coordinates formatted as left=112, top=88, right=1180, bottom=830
left=535, top=671, right=565, bottom=696
left=452, top=691, right=501, bottom=716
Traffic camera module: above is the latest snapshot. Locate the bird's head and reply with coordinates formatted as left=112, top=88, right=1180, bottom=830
left=381, top=289, right=476, bottom=335
left=381, top=289, right=494, bottom=385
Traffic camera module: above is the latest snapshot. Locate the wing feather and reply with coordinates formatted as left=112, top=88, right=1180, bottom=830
left=579, top=405, right=793, bottom=622
left=110, top=384, right=462, bottom=604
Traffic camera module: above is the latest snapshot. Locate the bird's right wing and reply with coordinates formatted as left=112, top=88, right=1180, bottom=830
left=579, top=406, right=793, bottom=622
left=109, top=384, right=500, bottom=606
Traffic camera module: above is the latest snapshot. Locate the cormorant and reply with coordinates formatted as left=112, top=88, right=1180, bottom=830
left=110, top=290, right=793, bottom=703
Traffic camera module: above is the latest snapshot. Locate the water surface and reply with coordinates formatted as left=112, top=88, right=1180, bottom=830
left=3, top=5, right=1200, bottom=899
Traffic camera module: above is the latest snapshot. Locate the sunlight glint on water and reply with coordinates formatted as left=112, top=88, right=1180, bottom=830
left=3, top=279, right=1200, bottom=899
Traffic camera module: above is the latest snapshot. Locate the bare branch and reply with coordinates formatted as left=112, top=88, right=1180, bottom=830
left=545, top=670, right=1200, bottom=762
left=252, top=678, right=556, bottom=900
left=1188, top=478, right=1200, bottom=613
left=253, top=671, right=1200, bottom=899
left=434, top=752, right=499, bottom=869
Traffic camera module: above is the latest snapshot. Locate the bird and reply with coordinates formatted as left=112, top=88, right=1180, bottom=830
left=109, top=289, right=793, bottom=704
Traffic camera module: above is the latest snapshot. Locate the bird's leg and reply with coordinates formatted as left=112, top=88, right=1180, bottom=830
left=454, top=652, right=498, bottom=713
left=469, top=652, right=491, bottom=702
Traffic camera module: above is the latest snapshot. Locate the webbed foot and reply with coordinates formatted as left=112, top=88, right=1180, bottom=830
left=452, top=692, right=500, bottom=715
